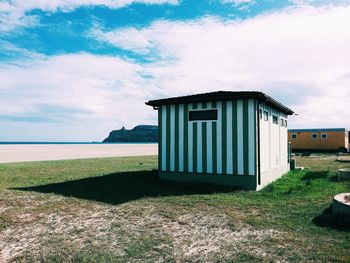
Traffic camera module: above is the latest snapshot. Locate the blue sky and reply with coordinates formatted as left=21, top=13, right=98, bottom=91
left=0, top=0, right=350, bottom=141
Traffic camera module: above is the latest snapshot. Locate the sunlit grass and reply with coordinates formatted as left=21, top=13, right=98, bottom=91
left=0, top=154, right=349, bottom=262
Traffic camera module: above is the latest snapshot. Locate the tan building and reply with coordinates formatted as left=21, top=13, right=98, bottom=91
left=288, top=128, right=349, bottom=153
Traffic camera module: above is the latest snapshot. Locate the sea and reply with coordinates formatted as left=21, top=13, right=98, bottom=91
left=0, top=142, right=155, bottom=145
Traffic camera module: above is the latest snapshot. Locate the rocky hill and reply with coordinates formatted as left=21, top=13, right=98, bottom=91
left=103, top=125, right=158, bottom=143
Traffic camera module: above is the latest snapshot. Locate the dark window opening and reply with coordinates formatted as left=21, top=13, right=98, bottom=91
left=280, top=118, right=284, bottom=126
left=272, top=115, right=278, bottom=124
left=263, top=111, right=268, bottom=121
left=321, top=133, right=327, bottom=139
left=312, top=133, right=318, bottom=139
left=291, top=133, right=297, bottom=139
left=189, top=109, right=218, bottom=121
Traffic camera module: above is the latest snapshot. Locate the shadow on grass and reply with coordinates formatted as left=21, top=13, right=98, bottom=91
left=312, top=205, right=350, bottom=232
left=302, top=171, right=340, bottom=182
left=302, top=171, right=328, bottom=181
left=13, top=170, right=237, bottom=205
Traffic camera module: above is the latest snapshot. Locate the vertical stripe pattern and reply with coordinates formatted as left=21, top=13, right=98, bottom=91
left=226, top=101, right=233, bottom=174
left=188, top=103, right=193, bottom=172
left=237, top=100, right=244, bottom=175
left=170, top=104, right=175, bottom=171
left=216, top=102, right=222, bottom=174
left=178, top=104, right=184, bottom=172
left=160, top=100, right=256, bottom=176
left=183, top=104, right=189, bottom=172
left=161, top=105, right=167, bottom=171
left=174, top=104, right=179, bottom=171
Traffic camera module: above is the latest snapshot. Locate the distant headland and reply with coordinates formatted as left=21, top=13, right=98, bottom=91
left=103, top=125, right=158, bottom=143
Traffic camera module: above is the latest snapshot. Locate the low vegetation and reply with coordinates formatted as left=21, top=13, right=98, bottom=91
left=0, top=154, right=349, bottom=262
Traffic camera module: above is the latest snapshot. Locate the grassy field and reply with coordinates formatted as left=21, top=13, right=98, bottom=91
left=0, top=155, right=349, bottom=262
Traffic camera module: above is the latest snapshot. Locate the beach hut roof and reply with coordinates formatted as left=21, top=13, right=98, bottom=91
left=146, top=91, right=294, bottom=115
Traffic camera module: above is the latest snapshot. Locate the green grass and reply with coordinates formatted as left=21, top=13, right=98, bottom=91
left=0, top=156, right=158, bottom=189
left=0, top=155, right=349, bottom=262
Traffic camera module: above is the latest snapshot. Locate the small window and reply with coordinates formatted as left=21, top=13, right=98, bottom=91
left=259, top=109, right=262, bottom=119
left=189, top=109, right=217, bottom=121
left=291, top=133, right=297, bottom=139
left=311, top=133, right=318, bottom=139
left=280, top=118, right=284, bottom=126
left=284, top=120, right=288, bottom=127
left=263, top=111, right=268, bottom=121
left=272, top=115, right=278, bottom=124
left=321, top=133, right=327, bottom=139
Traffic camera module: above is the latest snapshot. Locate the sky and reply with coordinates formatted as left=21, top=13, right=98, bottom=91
left=0, top=0, right=350, bottom=141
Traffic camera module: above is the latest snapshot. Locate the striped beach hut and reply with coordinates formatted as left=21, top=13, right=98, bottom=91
left=146, top=91, right=294, bottom=190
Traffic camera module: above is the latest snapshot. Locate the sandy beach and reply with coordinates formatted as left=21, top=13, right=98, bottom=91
left=0, top=144, right=158, bottom=163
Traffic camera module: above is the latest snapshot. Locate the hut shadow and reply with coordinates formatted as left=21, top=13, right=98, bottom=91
left=302, top=171, right=339, bottom=182
left=13, top=170, right=237, bottom=205
left=312, top=204, right=350, bottom=232
left=302, top=171, right=328, bottom=180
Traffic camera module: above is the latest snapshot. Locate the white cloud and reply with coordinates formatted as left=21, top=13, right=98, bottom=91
left=289, top=0, right=314, bottom=5
left=0, top=53, right=159, bottom=140
left=91, top=5, right=350, bottom=130
left=221, top=0, right=254, bottom=5
left=5, top=0, right=178, bottom=12
left=0, top=0, right=178, bottom=31
left=2, top=4, right=350, bottom=140
left=91, top=25, right=153, bottom=53
left=0, top=40, right=45, bottom=62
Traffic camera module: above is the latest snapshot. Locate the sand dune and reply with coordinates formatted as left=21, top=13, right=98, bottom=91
left=0, top=144, right=158, bottom=163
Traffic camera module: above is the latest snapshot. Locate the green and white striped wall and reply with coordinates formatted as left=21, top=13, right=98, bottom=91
left=158, top=99, right=257, bottom=177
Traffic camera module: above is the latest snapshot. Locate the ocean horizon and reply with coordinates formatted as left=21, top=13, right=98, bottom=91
left=0, top=142, right=157, bottom=145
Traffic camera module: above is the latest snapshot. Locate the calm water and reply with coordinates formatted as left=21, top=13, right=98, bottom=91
left=0, top=142, right=156, bottom=145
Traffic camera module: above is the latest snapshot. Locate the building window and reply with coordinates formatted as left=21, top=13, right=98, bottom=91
left=291, top=133, right=297, bottom=139
left=311, top=133, right=318, bottom=139
left=284, top=120, right=288, bottom=127
left=189, top=109, right=218, bottom=121
left=259, top=109, right=262, bottom=119
left=321, top=133, right=327, bottom=139
left=280, top=118, right=284, bottom=126
left=263, top=111, right=268, bottom=121
left=272, top=115, right=278, bottom=124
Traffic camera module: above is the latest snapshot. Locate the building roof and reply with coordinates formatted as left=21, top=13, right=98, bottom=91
left=146, top=91, right=294, bottom=115
left=288, top=128, right=348, bottom=133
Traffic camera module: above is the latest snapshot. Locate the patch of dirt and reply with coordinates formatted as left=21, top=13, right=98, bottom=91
left=142, top=209, right=282, bottom=261
left=0, top=193, right=284, bottom=262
